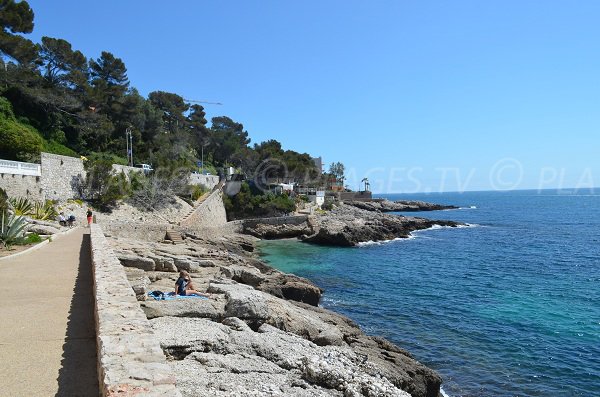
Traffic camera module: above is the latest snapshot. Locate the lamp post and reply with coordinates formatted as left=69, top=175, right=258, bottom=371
left=125, top=127, right=133, bottom=166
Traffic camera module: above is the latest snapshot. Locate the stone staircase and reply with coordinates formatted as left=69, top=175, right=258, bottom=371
left=179, top=191, right=211, bottom=225
left=165, top=230, right=184, bottom=244
left=179, top=181, right=226, bottom=226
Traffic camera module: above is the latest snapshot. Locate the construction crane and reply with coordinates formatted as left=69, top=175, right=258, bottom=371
left=185, top=99, right=223, bottom=106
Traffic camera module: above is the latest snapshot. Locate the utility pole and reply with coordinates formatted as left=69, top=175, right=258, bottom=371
left=126, top=127, right=133, bottom=167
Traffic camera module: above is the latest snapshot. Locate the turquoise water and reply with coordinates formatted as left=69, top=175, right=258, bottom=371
left=257, top=190, right=600, bottom=397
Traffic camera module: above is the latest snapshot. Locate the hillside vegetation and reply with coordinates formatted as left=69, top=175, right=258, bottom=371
left=0, top=0, right=321, bottom=184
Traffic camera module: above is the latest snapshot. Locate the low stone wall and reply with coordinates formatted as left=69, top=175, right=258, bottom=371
left=112, top=164, right=143, bottom=180
left=189, top=173, right=219, bottom=190
left=338, top=191, right=372, bottom=202
left=242, top=215, right=309, bottom=228
left=101, top=221, right=171, bottom=242
left=89, top=224, right=181, bottom=396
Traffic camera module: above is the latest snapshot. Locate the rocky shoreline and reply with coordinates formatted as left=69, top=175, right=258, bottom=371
left=102, top=200, right=461, bottom=396
left=244, top=202, right=464, bottom=247
left=108, top=228, right=442, bottom=397
left=345, top=200, right=458, bottom=213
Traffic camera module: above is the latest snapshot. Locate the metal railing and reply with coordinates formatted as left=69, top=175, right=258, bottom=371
left=0, top=159, right=41, bottom=176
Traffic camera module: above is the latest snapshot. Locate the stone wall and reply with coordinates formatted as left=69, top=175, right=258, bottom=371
left=101, top=221, right=172, bottom=242
left=89, top=224, right=181, bottom=396
left=40, top=153, right=86, bottom=201
left=338, top=191, right=373, bottom=202
left=180, top=188, right=227, bottom=229
left=112, top=164, right=143, bottom=180
left=241, top=215, right=309, bottom=229
left=0, top=173, right=43, bottom=201
left=189, top=173, right=219, bottom=190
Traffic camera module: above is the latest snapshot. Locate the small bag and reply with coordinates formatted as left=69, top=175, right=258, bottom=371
left=148, top=290, right=165, bottom=300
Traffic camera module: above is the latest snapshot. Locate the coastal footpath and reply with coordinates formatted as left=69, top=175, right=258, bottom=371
left=7, top=195, right=459, bottom=396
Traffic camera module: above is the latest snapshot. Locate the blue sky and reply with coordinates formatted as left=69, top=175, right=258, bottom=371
left=26, top=0, right=600, bottom=193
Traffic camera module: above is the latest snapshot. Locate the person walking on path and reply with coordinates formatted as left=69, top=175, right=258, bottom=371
left=86, top=209, right=93, bottom=227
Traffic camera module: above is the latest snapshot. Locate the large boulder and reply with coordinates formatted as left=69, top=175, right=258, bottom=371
left=151, top=317, right=411, bottom=397
left=173, top=258, right=200, bottom=273
left=117, top=253, right=156, bottom=271
left=141, top=299, right=224, bottom=320
left=27, top=224, right=61, bottom=236
left=209, top=281, right=270, bottom=322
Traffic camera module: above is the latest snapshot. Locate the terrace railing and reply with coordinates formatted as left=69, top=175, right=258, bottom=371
left=0, top=159, right=41, bottom=176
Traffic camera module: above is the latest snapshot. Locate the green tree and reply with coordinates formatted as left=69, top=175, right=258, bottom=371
left=0, top=0, right=37, bottom=64
left=209, top=116, right=250, bottom=166
left=148, top=90, right=188, bottom=133
left=39, top=36, right=87, bottom=88
left=88, top=51, right=129, bottom=115
left=254, top=139, right=283, bottom=160
left=89, top=51, right=129, bottom=90
left=329, top=162, right=345, bottom=184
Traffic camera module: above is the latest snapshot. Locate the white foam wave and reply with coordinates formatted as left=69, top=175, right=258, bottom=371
left=458, top=205, right=477, bottom=209
left=358, top=223, right=478, bottom=246
left=440, top=387, right=450, bottom=397
left=357, top=235, right=415, bottom=247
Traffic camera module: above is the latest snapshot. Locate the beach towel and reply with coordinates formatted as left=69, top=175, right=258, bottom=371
left=147, top=291, right=208, bottom=301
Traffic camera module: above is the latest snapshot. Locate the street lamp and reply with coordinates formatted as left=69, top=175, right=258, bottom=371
left=125, top=127, right=133, bottom=167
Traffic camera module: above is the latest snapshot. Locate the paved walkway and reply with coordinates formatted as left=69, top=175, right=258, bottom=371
left=0, top=227, right=98, bottom=396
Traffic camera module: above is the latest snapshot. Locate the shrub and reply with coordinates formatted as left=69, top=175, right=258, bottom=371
left=128, top=170, right=189, bottom=211
left=86, top=152, right=128, bottom=166
left=83, top=158, right=129, bottom=208
left=223, top=182, right=296, bottom=220
left=0, top=213, right=28, bottom=249
left=22, top=233, right=42, bottom=245
left=31, top=201, right=58, bottom=221
left=9, top=197, right=33, bottom=216
left=67, top=199, right=84, bottom=206
left=190, top=184, right=209, bottom=201
left=0, top=188, right=8, bottom=215
left=0, top=97, right=45, bottom=161
left=43, top=139, right=79, bottom=157
left=321, top=199, right=334, bottom=211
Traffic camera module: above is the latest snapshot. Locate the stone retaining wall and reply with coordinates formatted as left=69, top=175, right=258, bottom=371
left=41, top=153, right=86, bottom=201
left=90, top=224, right=181, bottom=396
left=180, top=188, right=227, bottom=229
left=241, top=215, right=309, bottom=228
left=188, top=173, right=219, bottom=190
left=101, top=221, right=171, bottom=242
left=0, top=173, right=43, bottom=201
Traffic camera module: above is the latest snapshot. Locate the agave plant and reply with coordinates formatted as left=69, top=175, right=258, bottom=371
left=9, top=197, right=33, bottom=216
left=0, top=212, right=28, bottom=249
left=31, top=201, right=58, bottom=221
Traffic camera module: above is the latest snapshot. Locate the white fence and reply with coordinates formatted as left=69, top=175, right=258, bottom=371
left=0, top=159, right=41, bottom=176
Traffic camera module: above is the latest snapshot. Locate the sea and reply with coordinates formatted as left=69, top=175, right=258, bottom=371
left=257, top=190, right=600, bottom=397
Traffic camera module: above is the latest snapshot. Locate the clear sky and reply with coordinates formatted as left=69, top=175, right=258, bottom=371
left=25, top=0, right=600, bottom=193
